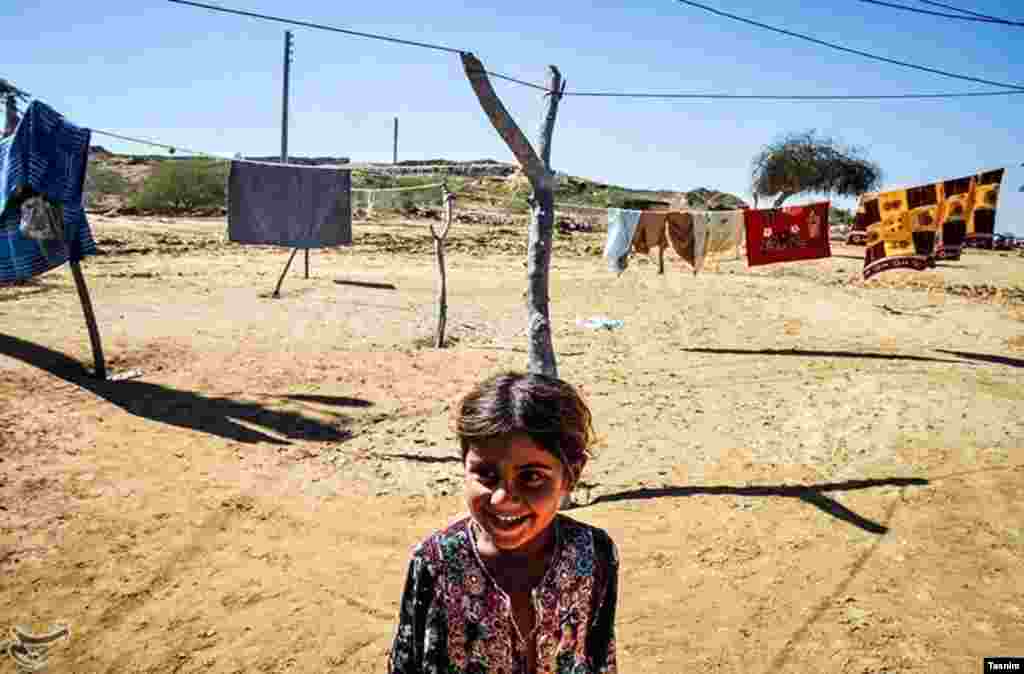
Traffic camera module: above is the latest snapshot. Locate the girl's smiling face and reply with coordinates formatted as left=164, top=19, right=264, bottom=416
left=464, top=434, right=570, bottom=555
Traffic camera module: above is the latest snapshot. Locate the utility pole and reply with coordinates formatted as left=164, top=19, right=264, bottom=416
left=281, top=30, right=292, bottom=163
left=393, top=117, right=398, bottom=164
left=279, top=30, right=310, bottom=280
left=272, top=29, right=302, bottom=296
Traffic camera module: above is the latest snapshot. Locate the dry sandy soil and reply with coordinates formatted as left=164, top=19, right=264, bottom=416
left=1, top=211, right=1023, bottom=673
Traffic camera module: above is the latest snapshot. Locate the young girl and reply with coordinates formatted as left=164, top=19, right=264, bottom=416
left=387, top=371, right=619, bottom=674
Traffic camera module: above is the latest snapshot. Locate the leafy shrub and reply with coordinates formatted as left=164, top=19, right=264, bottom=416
left=84, top=164, right=131, bottom=207
left=130, top=159, right=227, bottom=211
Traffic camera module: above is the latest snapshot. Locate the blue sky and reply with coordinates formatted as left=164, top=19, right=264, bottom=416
left=5, top=0, right=1023, bottom=233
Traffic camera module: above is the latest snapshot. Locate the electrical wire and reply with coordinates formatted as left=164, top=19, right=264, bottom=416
left=477, top=69, right=1024, bottom=100
left=166, top=0, right=465, bottom=54
left=167, top=0, right=1024, bottom=99
left=856, top=0, right=1024, bottom=25
left=672, top=0, right=1024, bottom=91
left=564, top=89, right=1024, bottom=100
left=917, top=0, right=1004, bottom=21
left=473, top=69, right=1024, bottom=99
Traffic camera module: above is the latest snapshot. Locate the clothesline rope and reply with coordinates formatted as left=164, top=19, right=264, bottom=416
left=89, top=128, right=514, bottom=173
left=352, top=182, right=446, bottom=193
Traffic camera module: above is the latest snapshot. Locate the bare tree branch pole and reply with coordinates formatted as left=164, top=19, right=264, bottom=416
left=462, top=52, right=563, bottom=377
left=461, top=53, right=553, bottom=192
left=431, top=186, right=455, bottom=348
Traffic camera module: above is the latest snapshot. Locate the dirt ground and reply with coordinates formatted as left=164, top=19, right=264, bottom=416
left=1, top=212, right=1022, bottom=673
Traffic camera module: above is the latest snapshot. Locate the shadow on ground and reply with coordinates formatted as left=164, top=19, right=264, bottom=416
left=586, top=477, right=929, bottom=534
left=0, top=334, right=359, bottom=445
left=935, top=349, right=1024, bottom=369
left=683, top=347, right=963, bottom=364
left=334, top=280, right=398, bottom=290
left=375, top=452, right=460, bottom=464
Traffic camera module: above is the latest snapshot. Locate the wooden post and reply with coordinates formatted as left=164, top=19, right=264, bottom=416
left=69, top=261, right=106, bottom=380
left=304, top=248, right=309, bottom=278
left=5, top=101, right=107, bottom=379
left=461, top=52, right=564, bottom=377
left=272, top=248, right=299, bottom=298
left=393, top=117, right=398, bottom=164
left=431, top=185, right=455, bottom=348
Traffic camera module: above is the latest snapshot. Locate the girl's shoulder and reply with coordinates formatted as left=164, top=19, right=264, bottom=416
left=410, top=513, right=474, bottom=562
left=556, top=515, right=619, bottom=566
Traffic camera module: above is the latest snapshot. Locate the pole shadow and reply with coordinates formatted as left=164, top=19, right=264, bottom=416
left=334, top=280, right=397, bottom=290
left=281, top=394, right=374, bottom=407
left=0, top=334, right=356, bottom=445
left=375, top=453, right=461, bottom=464
left=934, top=349, right=1024, bottom=369
left=0, top=278, right=63, bottom=302
left=765, top=488, right=905, bottom=674
left=586, top=477, right=929, bottom=534
left=682, top=347, right=962, bottom=364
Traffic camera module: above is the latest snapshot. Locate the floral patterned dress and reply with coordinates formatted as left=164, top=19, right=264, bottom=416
left=387, top=514, right=619, bottom=674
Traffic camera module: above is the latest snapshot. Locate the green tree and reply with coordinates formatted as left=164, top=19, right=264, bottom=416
left=751, top=130, right=882, bottom=208
left=829, top=206, right=854, bottom=227
left=130, top=159, right=227, bottom=212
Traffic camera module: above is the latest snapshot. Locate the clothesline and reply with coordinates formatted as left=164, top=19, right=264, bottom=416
left=352, top=182, right=446, bottom=194
left=89, top=128, right=515, bottom=174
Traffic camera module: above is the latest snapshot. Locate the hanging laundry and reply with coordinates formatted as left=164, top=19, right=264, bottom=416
left=966, top=169, right=1003, bottom=245
left=0, top=100, right=96, bottom=282
left=857, top=169, right=1005, bottom=278
left=19, top=195, right=67, bottom=263
left=701, top=210, right=745, bottom=271
left=624, top=208, right=744, bottom=275
left=631, top=210, right=668, bottom=255
left=665, top=211, right=703, bottom=270
left=745, top=201, right=831, bottom=267
left=227, top=161, right=352, bottom=248
left=849, top=196, right=875, bottom=245
left=933, top=175, right=973, bottom=260
left=0, top=100, right=96, bottom=283
left=631, top=210, right=706, bottom=274
left=604, top=207, right=641, bottom=273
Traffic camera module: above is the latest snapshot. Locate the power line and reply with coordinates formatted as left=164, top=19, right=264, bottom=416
left=564, top=89, right=1024, bottom=100
left=165, top=0, right=1024, bottom=100
left=165, top=0, right=464, bottom=55
left=475, top=69, right=1024, bottom=100
left=673, top=0, right=1024, bottom=91
left=480, top=70, right=551, bottom=92
left=856, top=0, right=1024, bottom=25
left=917, top=0, right=1004, bottom=21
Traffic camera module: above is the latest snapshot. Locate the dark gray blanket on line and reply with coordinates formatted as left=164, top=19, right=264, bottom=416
left=227, top=161, right=352, bottom=248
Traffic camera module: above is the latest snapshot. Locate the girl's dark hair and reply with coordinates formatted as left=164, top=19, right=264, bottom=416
left=454, top=371, right=595, bottom=486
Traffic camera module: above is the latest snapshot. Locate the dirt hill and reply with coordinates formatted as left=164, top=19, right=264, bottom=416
left=83, top=148, right=748, bottom=219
